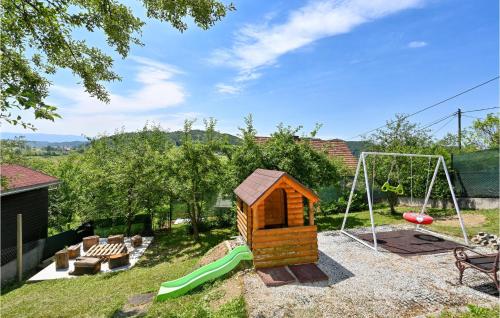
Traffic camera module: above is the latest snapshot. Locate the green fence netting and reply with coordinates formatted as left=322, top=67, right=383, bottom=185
left=452, top=149, right=499, bottom=198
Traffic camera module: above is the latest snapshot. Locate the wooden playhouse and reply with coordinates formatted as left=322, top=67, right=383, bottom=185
left=234, top=169, right=319, bottom=268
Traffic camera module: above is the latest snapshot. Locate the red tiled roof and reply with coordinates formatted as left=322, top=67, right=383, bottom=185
left=234, top=168, right=318, bottom=206
left=255, top=136, right=358, bottom=170
left=1, top=164, right=59, bottom=195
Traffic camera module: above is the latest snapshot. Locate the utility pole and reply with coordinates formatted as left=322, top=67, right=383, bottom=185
left=457, top=108, right=462, bottom=150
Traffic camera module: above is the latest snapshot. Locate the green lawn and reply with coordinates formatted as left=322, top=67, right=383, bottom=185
left=316, top=205, right=500, bottom=239
left=0, top=226, right=246, bottom=318
left=2, top=206, right=498, bottom=317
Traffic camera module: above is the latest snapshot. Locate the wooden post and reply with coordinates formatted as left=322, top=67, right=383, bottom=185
left=308, top=201, right=315, bottom=226
left=16, top=213, right=22, bottom=282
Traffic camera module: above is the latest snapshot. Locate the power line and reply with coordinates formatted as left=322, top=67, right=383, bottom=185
left=462, top=106, right=498, bottom=113
left=462, top=114, right=481, bottom=119
left=430, top=115, right=456, bottom=137
left=348, top=76, right=499, bottom=139
left=416, top=112, right=457, bottom=133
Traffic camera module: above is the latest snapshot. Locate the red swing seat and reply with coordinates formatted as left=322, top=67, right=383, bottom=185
left=403, top=212, right=434, bottom=225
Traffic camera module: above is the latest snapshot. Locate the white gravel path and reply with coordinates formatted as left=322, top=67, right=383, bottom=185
left=243, top=226, right=498, bottom=318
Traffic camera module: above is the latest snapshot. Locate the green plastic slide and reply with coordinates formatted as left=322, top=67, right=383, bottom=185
left=156, top=245, right=253, bottom=301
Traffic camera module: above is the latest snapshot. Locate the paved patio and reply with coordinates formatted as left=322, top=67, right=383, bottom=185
left=243, top=226, right=498, bottom=318
left=28, top=236, right=153, bottom=282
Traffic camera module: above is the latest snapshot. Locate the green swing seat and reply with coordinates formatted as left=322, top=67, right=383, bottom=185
left=381, top=181, right=404, bottom=195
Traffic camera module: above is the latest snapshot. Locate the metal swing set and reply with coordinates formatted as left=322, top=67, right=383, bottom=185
left=340, top=152, right=469, bottom=251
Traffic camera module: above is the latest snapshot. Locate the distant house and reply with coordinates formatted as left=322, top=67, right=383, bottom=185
left=254, top=136, right=358, bottom=171
left=1, top=164, right=59, bottom=283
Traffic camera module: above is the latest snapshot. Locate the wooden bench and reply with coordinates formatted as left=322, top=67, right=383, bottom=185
left=454, top=247, right=499, bottom=290
left=70, top=257, right=101, bottom=276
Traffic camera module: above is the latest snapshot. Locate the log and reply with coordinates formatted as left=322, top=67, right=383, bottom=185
left=83, top=235, right=100, bottom=251
left=67, top=244, right=81, bottom=259
left=70, top=257, right=101, bottom=275
left=108, top=253, right=130, bottom=269
left=131, top=235, right=143, bottom=247
left=55, top=249, right=69, bottom=269
left=107, top=234, right=124, bottom=244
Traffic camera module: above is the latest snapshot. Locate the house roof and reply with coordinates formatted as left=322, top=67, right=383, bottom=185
left=254, top=136, right=358, bottom=170
left=1, top=164, right=59, bottom=196
left=234, top=168, right=318, bottom=207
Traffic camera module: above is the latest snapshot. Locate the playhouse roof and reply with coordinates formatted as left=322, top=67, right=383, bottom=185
left=234, top=168, right=318, bottom=207
left=1, top=164, right=59, bottom=196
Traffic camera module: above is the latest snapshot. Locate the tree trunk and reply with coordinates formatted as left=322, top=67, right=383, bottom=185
left=387, top=193, right=398, bottom=214
left=191, top=194, right=200, bottom=241
left=168, top=199, right=173, bottom=231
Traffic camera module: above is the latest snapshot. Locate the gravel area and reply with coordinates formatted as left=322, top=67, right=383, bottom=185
left=243, top=226, right=498, bottom=318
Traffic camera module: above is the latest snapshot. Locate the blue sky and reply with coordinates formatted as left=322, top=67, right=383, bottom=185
left=4, top=0, right=499, bottom=140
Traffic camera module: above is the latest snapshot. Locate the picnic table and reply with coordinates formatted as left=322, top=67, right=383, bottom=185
left=85, top=243, right=128, bottom=260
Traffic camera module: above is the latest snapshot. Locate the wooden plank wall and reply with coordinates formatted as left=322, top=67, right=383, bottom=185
left=283, top=184, right=304, bottom=227
left=263, top=189, right=286, bottom=226
left=251, top=225, right=318, bottom=268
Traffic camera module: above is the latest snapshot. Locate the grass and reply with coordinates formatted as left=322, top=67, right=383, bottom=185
left=316, top=205, right=500, bottom=238
left=435, top=304, right=500, bottom=318
left=2, top=205, right=498, bottom=317
left=0, top=225, right=246, bottom=318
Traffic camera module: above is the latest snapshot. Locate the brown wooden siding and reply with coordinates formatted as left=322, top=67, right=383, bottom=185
left=284, top=184, right=304, bottom=227
left=251, top=225, right=318, bottom=268
left=264, top=188, right=286, bottom=226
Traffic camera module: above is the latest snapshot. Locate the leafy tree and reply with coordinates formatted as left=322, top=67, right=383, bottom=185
left=465, top=113, right=499, bottom=150
left=1, top=0, right=235, bottom=129
left=230, top=115, right=340, bottom=191
left=365, top=114, right=451, bottom=214
left=78, top=125, right=173, bottom=235
left=438, top=113, right=499, bottom=151
left=229, top=114, right=265, bottom=184
left=170, top=119, right=226, bottom=240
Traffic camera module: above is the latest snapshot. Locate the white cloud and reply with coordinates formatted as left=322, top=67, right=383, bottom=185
left=51, top=56, right=186, bottom=114
left=210, top=0, right=425, bottom=82
left=407, top=41, right=428, bottom=48
left=215, top=83, right=241, bottom=94
left=4, top=57, right=199, bottom=136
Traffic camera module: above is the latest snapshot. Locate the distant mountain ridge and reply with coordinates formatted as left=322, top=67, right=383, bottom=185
left=2, top=130, right=242, bottom=147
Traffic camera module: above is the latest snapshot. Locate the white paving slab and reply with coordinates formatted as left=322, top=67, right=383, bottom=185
left=28, top=236, right=153, bottom=282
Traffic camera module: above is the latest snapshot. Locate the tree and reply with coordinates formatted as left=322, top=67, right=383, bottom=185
left=230, top=115, right=339, bottom=191
left=465, top=113, right=499, bottom=150
left=1, top=0, right=235, bottom=129
left=170, top=119, right=226, bottom=240
left=438, top=113, right=499, bottom=151
left=78, top=125, right=173, bottom=235
left=365, top=114, right=450, bottom=214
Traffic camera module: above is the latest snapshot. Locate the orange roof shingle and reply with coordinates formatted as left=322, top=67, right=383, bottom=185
left=1, top=164, right=59, bottom=195
left=254, top=136, right=357, bottom=170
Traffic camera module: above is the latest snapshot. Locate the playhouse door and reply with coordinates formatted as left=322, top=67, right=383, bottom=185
left=264, top=188, right=287, bottom=228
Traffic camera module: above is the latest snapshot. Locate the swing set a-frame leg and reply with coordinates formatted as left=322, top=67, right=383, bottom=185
left=415, top=156, right=469, bottom=245
left=341, top=153, right=378, bottom=251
